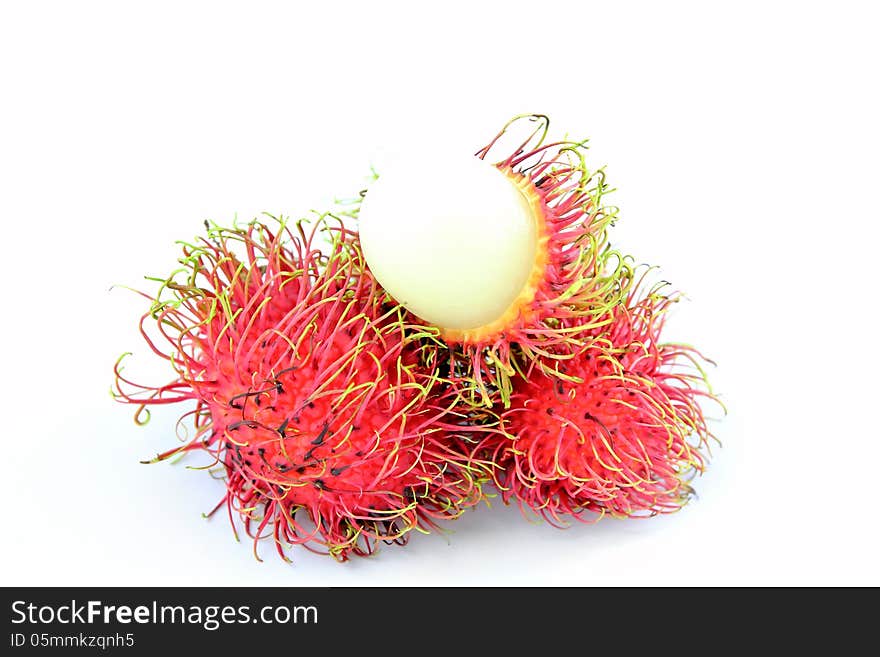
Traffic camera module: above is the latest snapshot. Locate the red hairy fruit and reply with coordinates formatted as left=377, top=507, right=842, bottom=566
left=114, top=217, right=481, bottom=561
left=486, top=271, right=720, bottom=525
left=441, top=114, right=633, bottom=407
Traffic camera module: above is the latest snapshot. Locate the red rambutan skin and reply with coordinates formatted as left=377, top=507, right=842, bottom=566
left=115, top=217, right=481, bottom=561
left=427, top=114, right=633, bottom=408
left=481, top=274, right=718, bottom=526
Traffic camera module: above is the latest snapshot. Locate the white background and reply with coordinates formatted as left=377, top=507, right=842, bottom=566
left=1, top=1, right=877, bottom=586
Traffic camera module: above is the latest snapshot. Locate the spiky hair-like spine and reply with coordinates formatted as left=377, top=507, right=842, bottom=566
left=476, top=267, right=720, bottom=524
left=114, top=216, right=483, bottom=561
left=424, top=114, right=635, bottom=408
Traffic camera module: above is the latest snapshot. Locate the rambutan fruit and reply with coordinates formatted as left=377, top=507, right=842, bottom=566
left=484, top=271, right=720, bottom=525
left=114, top=216, right=483, bottom=561
left=358, top=114, right=632, bottom=406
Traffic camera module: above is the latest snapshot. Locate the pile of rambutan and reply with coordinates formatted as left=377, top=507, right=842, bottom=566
left=114, top=114, right=722, bottom=562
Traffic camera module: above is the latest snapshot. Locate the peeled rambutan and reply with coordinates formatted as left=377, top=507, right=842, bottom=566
left=484, top=271, right=720, bottom=525
left=358, top=115, right=632, bottom=406
left=114, top=216, right=482, bottom=561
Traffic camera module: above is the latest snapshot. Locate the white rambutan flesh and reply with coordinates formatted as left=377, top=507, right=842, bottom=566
left=358, top=154, right=539, bottom=331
